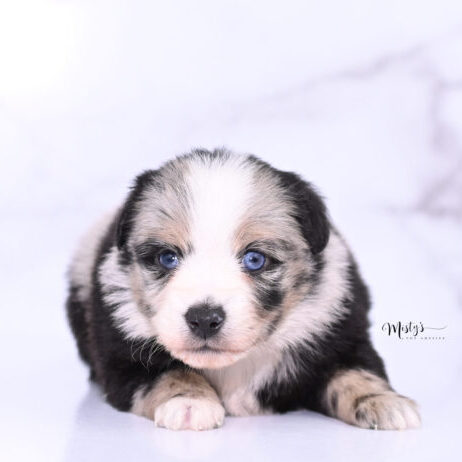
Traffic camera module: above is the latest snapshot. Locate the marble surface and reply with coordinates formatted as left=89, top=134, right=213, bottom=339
left=1, top=1, right=461, bottom=461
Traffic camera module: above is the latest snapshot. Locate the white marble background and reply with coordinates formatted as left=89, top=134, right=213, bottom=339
left=1, top=1, right=461, bottom=461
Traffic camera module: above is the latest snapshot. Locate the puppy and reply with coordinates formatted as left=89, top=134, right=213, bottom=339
left=67, top=149, right=420, bottom=431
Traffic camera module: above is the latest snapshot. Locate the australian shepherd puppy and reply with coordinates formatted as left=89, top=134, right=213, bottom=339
left=66, top=149, right=420, bottom=431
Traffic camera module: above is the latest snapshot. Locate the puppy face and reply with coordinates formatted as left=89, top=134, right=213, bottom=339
left=114, top=151, right=329, bottom=369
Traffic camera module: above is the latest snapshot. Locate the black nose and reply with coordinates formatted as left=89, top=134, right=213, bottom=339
left=185, top=304, right=226, bottom=339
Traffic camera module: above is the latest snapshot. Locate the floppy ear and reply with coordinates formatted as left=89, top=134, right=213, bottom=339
left=277, top=171, right=330, bottom=254
left=116, top=170, right=159, bottom=250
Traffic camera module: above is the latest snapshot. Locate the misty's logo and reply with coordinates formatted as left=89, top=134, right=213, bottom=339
left=381, top=321, right=446, bottom=340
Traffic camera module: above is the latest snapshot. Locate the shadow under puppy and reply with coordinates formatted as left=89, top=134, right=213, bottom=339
left=67, top=149, right=420, bottom=431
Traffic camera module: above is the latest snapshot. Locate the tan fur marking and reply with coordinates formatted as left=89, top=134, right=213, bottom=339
left=133, top=163, right=192, bottom=253
left=325, top=369, right=421, bottom=430
left=132, top=370, right=225, bottom=431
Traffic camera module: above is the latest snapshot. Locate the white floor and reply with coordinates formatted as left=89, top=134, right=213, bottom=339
left=1, top=1, right=462, bottom=461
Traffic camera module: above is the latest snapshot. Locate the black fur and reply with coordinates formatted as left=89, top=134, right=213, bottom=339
left=246, top=155, right=330, bottom=254
left=274, top=170, right=330, bottom=254
left=116, top=170, right=160, bottom=251
left=66, top=285, right=93, bottom=372
left=257, top=285, right=284, bottom=311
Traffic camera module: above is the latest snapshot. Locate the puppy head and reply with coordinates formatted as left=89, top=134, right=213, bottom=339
left=114, top=150, right=329, bottom=369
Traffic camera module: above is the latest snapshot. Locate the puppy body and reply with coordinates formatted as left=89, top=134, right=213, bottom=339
left=66, top=149, right=420, bottom=430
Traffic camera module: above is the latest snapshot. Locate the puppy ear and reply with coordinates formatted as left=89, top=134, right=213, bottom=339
left=277, top=171, right=330, bottom=254
left=116, top=170, right=159, bottom=250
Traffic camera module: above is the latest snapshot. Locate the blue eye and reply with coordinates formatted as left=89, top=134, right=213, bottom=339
left=158, top=250, right=179, bottom=269
left=242, top=251, right=266, bottom=271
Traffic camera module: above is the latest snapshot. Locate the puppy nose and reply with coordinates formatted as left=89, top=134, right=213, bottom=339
left=185, top=304, right=226, bottom=339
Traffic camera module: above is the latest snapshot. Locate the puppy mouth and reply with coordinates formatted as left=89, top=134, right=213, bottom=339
left=171, top=344, right=248, bottom=369
left=184, top=345, right=245, bottom=354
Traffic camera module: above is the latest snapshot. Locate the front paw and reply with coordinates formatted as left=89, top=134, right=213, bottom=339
left=354, top=392, right=421, bottom=430
left=154, top=396, right=225, bottom=431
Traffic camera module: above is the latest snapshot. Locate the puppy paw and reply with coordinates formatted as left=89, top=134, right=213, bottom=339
left=325, top=369, right=421, bottom=431
left=154, top=396, right=225, bottom=431
left=354, top=392, right=421, bottom=430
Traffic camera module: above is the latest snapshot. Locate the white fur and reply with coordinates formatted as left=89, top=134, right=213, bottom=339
left=154, top=396, right=225, bottom=431
left=69, top=210, right=117, bottom=301
left=131, top=370, right=225, bottom=430
left=99, top=247, right=154, bottom=339
left=203, top=342, right=280, bottom=416
left=355, top=393, right=421, bottom=430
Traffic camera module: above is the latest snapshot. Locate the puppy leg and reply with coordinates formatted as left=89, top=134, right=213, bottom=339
left=132, top=370, right=225, bottom=431
left=324, top=369, right=421, bottom=430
